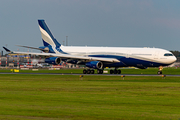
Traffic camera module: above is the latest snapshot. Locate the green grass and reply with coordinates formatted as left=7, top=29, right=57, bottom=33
left=0, top=74, right=180, bottom=119
left=1, top=67, right=180, bottom=75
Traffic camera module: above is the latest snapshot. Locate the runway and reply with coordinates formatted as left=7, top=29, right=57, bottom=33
left=1, top=72, right=180, bottom=77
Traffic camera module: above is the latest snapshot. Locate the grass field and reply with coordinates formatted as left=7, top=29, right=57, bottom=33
left=1, top=67, right=180, bottom=75
left=0, top=74, right=180, bottom=119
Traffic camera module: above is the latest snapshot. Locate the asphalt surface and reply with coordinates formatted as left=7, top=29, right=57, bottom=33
left=0, top=72, right=180, bottom=77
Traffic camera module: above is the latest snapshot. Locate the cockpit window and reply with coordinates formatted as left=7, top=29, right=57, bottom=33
left=164, top=53, right=173, bottom=56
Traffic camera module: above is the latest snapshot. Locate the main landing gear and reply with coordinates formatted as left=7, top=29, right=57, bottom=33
left=83, top=69, right=121, bottom=74
left=83, top=69, right=103, bottom=74
left=97, top=69, right=103, bottom=74
left=83, top=69, right=95, bottom=74
left=110, top=69, right=121, bottom=74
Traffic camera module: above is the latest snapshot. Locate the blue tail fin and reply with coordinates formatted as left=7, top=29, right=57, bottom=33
left=38, top=20, right=61, bottom=47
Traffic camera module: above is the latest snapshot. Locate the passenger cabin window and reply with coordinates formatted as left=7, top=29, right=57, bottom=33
left=164, top=53, right=173, bottom=56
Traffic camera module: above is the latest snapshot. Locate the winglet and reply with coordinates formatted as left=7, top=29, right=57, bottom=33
left=3, top=46, right=11, bottom=52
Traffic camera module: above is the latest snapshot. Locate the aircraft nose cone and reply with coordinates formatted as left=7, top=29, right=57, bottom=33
left=166, top=56, right=177, bottom=65
left=169, top=56, right=177, bottom=64
left=173, top=56, right=177, bottom=63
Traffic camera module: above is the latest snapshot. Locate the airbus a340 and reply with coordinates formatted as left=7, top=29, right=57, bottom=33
left=3, top=20, right=177, bottom=74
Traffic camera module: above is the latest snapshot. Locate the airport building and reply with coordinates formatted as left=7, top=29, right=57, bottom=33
left=0, top=53, right=80, bottom=68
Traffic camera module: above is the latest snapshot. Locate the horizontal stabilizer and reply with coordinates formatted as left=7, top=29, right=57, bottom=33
left=16, top=45, right=44, bottom=51
left=3, top=46, right=11, bottom=52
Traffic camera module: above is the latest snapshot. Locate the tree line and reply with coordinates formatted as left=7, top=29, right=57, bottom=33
left=170, top=51, right=180, bottom=57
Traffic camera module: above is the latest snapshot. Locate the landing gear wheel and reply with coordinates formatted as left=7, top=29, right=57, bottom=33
left=87, top=69, right=91, bottom=74
left=100, top=70, right=103, bottom=74
left=117, top=70, right=121, bottom=74
left=90, top=70, right=94, bottom=74
left=97, top=69, right=103, bottom=74
left=157, top=71, right=162, bottom=75
left=83, top=69, right=87, bottom=74
left=114, top=69, right=118, bottom=74
left=97, top=70, right=100, bottom=74
left=110, top=70, right=114, bottom=74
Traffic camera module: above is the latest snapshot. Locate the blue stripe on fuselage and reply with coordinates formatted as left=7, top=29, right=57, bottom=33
left=56, top=47, right=68, bottom=54
left=88, top=54, right=170, bottom=67
left=120, top=57, right=169, bottom=67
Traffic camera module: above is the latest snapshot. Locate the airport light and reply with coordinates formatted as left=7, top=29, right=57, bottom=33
left=121, top=75, right=125, bottom=80
left=162, top=75, right=166, bottom=79
left=80, top=75, right=84, bottom=80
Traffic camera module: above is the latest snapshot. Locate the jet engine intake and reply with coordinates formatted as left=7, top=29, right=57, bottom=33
left=85, top=61, right=103, bottom=69
left=45, top=57, right=61, bottom=65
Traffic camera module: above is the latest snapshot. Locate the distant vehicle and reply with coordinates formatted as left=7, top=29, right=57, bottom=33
left=30, top=58, right=43, bottom=68
left=33, top=63, right=43, bottom=68
left=24, top=64, right=27, bottom=68
left=3, top=20, right=176, bottom=74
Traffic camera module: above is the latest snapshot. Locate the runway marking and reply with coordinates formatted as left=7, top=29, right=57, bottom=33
left=1, top=72, right=180, bottom=77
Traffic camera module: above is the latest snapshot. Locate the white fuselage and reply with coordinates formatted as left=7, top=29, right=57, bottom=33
left=57, top=46, right=176, bottom=66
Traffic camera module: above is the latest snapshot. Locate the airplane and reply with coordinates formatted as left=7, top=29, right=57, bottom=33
left=3, top=19, right=177, bottom=74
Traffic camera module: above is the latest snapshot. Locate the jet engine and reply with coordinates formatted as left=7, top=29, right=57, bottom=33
left=85, top=61, right=103, bottom=69
left=45, top=57, right=61, bottom=65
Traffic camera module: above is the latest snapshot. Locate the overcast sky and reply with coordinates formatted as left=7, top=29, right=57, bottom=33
left=1, top=0, right=180, bottom=52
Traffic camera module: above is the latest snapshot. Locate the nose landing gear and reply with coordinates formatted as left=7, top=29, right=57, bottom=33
left=157, top=66, right=163, bottom=75
left=157, top=71, right=162, bottom=75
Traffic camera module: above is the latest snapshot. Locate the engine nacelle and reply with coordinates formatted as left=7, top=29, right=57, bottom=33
left=66, top=59, right=78, bottom=64
left=43, top=47, right=49, bottom=53
left=85, top=61, right=103, bottom=69
left=45, top=57, right=61, bottom=65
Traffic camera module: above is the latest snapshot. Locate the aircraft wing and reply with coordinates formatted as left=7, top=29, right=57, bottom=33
left=15, top=51, right=120, bottom=63
left=4, top=47, right=120, bottom=63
